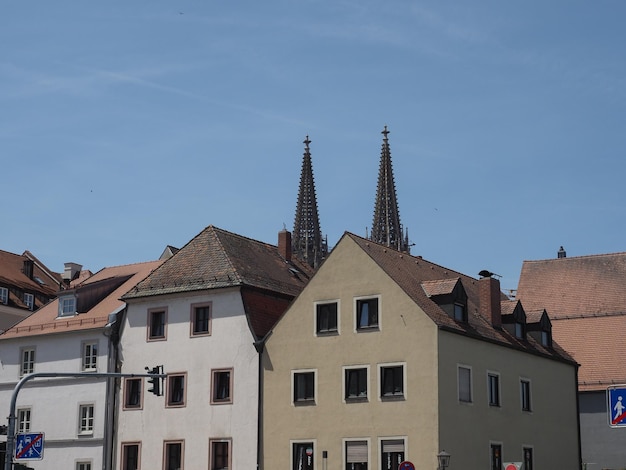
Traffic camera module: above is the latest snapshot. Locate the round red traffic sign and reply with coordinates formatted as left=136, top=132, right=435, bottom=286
left=398, top=461, right=415, bottom=470
left=505, top=465, right=517, bottom=470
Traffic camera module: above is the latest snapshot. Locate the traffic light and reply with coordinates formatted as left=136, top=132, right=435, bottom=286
left=146, top=365, right=164, bottom=396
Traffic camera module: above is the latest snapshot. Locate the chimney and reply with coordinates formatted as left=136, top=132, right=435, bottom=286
left=558, top=246, right=566, bottom=259
left=278, top=230, right=292, bottom=262
left=23, top=259, right=34, bottom=279
left=479, top=274, right=502, bottom=328
left=62, top=262, right=83, bottom=284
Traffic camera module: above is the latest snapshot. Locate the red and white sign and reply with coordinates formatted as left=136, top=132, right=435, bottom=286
left=398, top=461, right=415, bottom=470
left=504, top=463, right=521, bottom=470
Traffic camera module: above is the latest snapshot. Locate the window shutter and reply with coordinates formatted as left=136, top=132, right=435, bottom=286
left=382, top=439, right=404, bottom=453
left=346, top=441, right=368, bottom=463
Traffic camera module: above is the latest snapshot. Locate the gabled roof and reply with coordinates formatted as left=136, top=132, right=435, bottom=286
left=421, top=278, right=461, bottom=297
left=346, top=233, right=574, bottom=364
left=517, top=252, right=626, bottom=390
left=123, top=226, right=313, bottom=300
left=0, top=260, right=162, bottom=339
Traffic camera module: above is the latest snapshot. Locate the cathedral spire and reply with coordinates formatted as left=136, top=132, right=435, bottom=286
left=370, top=126, right=410, bottom=253
left=293, top=136, right=327, bottom=268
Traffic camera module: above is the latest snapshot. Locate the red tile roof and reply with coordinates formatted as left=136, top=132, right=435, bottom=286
left=0, top=260, right=163, bottom=339
left=517, top=252, right=626, bottom=389
left=347, top=233, right=574, bottom=364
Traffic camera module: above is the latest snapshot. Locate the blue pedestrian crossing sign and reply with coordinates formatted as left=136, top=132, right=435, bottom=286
left=608, top=386, right=626, bottom=428
left=15, top=432, right=44, bottom=460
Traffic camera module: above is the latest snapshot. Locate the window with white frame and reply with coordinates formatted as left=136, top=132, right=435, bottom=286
left=82, top=341, right=98, bottom=371
left=356, top=297, right=379, bottom=330
left=292, top=442, right=314, bottom=470
left=345, top=439, right=368, bottom=469
left=458, top=365, right=472, bottom=403
left=344, top=366, right=368, bottom=402
left=78, top=404, right=94, bottom=434
left=17, top=408, right=31, bottom=433
left=488, top=372, right=500, bottom=407
left=380, top=438, right=405, bottom=470
left=58, top=295, right=76, bottom=317
left=20, top=348, right=35, bottom=377
left=76, top=462, right=92, bottom=470
left=293, top=370, right=315, bottom=405
left=380, top=364, right=404, bottom=399
left=316, top=301, right=338, bottom=334
left=24, top=293, right=34, bottom=310
left=0, top=287, right=8, bottom=305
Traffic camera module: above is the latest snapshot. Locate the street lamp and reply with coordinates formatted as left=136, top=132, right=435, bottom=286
left=437, top=450, right=451, bottom=470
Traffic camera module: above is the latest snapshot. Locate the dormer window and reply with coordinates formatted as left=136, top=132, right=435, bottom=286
left=24, top=293, right=34, bottom=311
left=541, top=330, right=552, bottom=347
left=515, top=321, right=525, bottom=340
left=421, top=278, right=468, bottom=323
left=58, top=295, right=76, bottom=317
left=0, top=287, right=8, bottom=305
left=454, top=303, right=466, bottom=322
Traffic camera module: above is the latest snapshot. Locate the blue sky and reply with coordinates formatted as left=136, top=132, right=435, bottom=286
left=3, top=1, right=626, bottom=292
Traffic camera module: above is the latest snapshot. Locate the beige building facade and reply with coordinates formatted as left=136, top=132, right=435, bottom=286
left=262, top=233, right=580, bottom=470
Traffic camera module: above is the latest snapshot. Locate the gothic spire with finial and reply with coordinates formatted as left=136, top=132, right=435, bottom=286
left=293, top=136, right=327, bottom=268
left=370, top=126, right=410, bottom=253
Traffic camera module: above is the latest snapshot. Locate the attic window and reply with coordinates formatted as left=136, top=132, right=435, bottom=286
left=454, top=303, right=466, bottom=322
left=0, top=287, right=8, bottom=305
left=541, top=330, right=552, bottom=348
left=58, top=295, right=76, bottom=317
left=515, top=321, right=526, bottom=340
left=24, top=293, right=34, bottom=311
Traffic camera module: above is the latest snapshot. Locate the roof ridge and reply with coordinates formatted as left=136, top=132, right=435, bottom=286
left=523, top=251, right=626, bottom=263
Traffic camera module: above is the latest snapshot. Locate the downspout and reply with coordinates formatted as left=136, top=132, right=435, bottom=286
left=575, top=364, right=583, bottom=470
left=254, top=338, right=267, bottom=470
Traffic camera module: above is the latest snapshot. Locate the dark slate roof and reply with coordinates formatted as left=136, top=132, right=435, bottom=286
left=123, top=225, right=313, bottom=300
left=517, top=252, right=626, bottom=390
left=346, top=233, right=575, bottom=364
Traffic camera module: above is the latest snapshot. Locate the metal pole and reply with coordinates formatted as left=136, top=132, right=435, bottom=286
left=4, top=370, right=165, bottom=470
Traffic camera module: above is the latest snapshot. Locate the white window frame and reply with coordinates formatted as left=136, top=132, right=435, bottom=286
left=343, top=438, right=370, bottom=469
left=379, top=362, right=406, bottom=400
left=0, top=287, right=8, bottom=305
left=314, top=299, right=340, bottom=335
left=343, top=365, right=370, bottom=402
left=82, top=341, right=98, bottom=371
left=292, top=369, right=317, bottom=406
left=379, top=436, right=407, bottom=470
left=17, top=408, right=31, bottom=433
left=20, top=348, right=35, bottom=377
left=59, top=295, right=76, bottom=317
left=354, top=294, right=381, bottom=332
left=78, top=404, right=95, bottom=435
left=457, top=364, right=473, bottom=404
left=24, top=292, right=34, bottom=310
left=76, top=461, right=92, bottom=470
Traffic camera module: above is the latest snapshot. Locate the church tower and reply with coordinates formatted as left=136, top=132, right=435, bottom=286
left=292, top=136, right=327, bottom=268
left=370, top=126, right=410, bottom=253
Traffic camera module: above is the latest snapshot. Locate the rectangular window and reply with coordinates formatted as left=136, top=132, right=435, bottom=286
left=356, top=297, right=379, bottom=330
left=453, top=303, right=466, bottom=322
left=292, top=442, right=314, bottom=470
left=345, top=440, right=368, bottom=469
left=380, top=365, right=404, bottom=399
left=541, top=330, right=551, bottom=347
left=521, top=379, right=532, bottom=411
left=381, top=439, right=405, bottom=470
left=210, top=439, right=231, bottom=470
left=488, top=372, right=500, bottom=407
left=0, top=287, right=8, bottom=304
left=76, top=462, right=92, bottom=470
left=82, top=342, right=98, bottom=371
left=78, top=404, right=94, bottom=434
left=458, top=365, right=472, bottom=403
left=191, top=303, right=211, bottom=336
left=121, top=443, right=140, bottom=470
left=164, top=441, right=183, bottom=470
left=515, top=322, right=525, bottom=339
left=167, top=374, right=186, bottom=407
left=59, top=295, right=76, bottom=317
left=211, top=369, right=233, bottom=404
left=24, top=293, right=34, bottom=310
left=490, top=444, right=502, bottom=470
left=316, top=301, right=338, bottom=334
left=345, top=367, right=368, bottom=401
left=148, top=308, right=166, bottom=340
left=293, top=371, right=315, bottom=405
left=523, top=447, right=534, bottom=470
left=17, top=408, right=31, bottom=433
left=20, top=348, right=35, bottom=377
left=124, top=378, right=142, bottom=409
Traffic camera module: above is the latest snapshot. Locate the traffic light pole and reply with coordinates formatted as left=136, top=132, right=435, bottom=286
left=4, top=370, right=165, bottom=470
